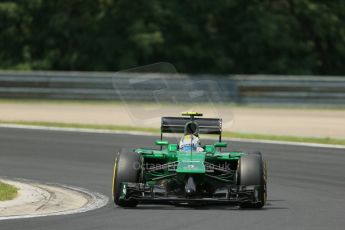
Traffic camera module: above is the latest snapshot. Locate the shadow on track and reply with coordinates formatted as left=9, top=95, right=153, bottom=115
left=113, top=200, right=288, bottom=211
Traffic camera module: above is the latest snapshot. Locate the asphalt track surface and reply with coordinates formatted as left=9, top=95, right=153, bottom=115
left=1, top=127, right=345, bottom=230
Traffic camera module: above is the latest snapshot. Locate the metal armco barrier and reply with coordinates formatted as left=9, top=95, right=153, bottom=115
left=0, top=71, right=344, bottom=105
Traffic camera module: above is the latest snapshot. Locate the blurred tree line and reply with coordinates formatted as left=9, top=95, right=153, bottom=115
left=0, top=0, right=344, bottom=75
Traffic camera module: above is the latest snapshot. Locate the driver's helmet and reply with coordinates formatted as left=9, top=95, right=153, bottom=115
left=179, top=134, right=201, bottom=151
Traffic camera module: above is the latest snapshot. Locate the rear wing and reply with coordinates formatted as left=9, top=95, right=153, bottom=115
left=161, top=117, right=222, bottom=135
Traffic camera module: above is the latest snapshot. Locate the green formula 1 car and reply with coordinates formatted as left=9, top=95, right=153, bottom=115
left=112, top=112, right=267, bottom=208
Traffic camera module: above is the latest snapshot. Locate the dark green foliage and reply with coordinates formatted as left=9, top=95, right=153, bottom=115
left=0, top=0, right=344, bottom=74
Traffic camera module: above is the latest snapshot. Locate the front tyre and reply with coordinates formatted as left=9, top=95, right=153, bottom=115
left=112, top=149, right=141, bottom=207
left=237, top=152, right=267, bottom=209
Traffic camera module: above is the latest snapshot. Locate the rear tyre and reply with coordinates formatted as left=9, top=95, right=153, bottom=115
left=112, top=149, right=141, bottom=207
left=237, top=152, right=267, bottom=209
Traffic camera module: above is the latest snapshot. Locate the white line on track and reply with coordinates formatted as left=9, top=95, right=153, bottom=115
left=0, top=123, right=344, bottom=149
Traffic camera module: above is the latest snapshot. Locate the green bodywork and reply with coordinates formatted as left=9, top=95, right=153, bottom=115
left=135, top=142, right=246, bottom=184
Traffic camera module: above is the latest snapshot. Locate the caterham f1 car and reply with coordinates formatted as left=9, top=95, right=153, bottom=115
left=112, top=112, right=267, bottom=208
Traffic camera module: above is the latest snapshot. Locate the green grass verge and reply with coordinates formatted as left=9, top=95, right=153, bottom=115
left=0, top=120, right=159, bottom=133
left=0, top=181, right=18, bottom=201
left=0, top=98, right=124, bottom=105
left=222, top=132, right=345, bottom=146
left=1, top=120, right=345, bottom=146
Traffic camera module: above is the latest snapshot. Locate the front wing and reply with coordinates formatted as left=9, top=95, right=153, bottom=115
left=119, top=182, right=263, bottom=205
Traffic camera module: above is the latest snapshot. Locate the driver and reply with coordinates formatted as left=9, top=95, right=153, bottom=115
left=179, top=134, right=204, bottom=152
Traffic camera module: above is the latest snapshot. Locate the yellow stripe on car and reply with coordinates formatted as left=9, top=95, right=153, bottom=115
left=263, top=160, right=267, bottom=204
left=181, top=111, right=203, bottom=116
left=112, top=157, right=117, bottom=197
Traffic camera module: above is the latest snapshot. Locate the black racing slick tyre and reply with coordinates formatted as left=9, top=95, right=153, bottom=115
left=237, top=152, right=267, bottom=209
left=112, top=149, right=141, bottom=207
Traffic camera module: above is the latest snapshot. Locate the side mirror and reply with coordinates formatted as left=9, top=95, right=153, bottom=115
left=155, top=140, right=169, bottom=146
left=214, top=142, right=227, bottom=148
left=168, top=144, right=178, bottom=152
left=204, top=145, right=215, bottom=153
